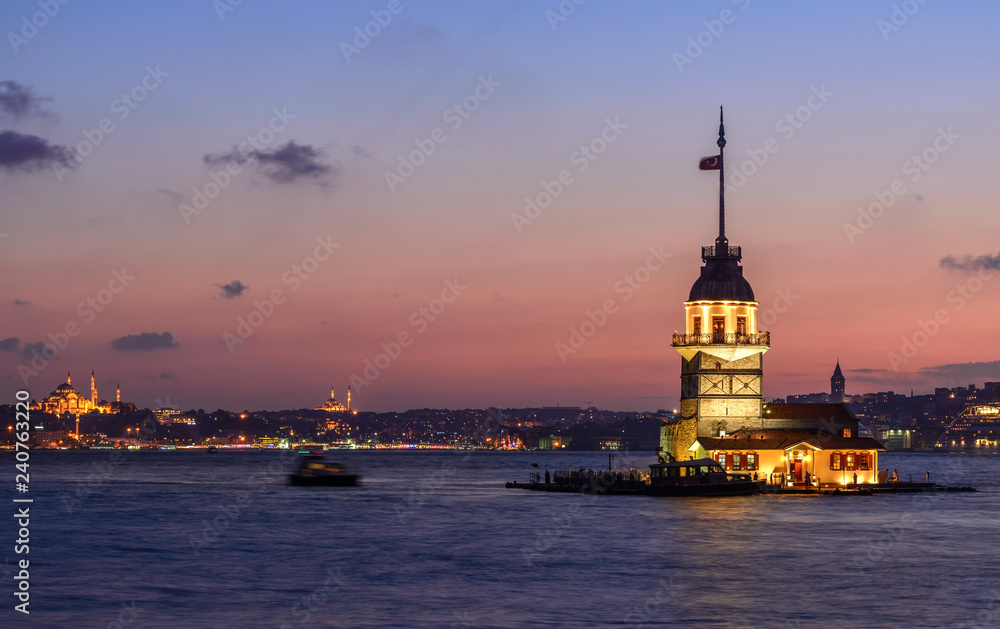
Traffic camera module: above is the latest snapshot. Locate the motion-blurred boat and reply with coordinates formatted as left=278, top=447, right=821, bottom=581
left=289, top=454, right=360, bottom=487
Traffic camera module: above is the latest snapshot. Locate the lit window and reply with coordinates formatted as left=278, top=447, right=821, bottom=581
left=843, top=428, right=851, bottom=438
left=732, top=453, right=741, bottom=470
left=693, top=316, right=702, bottom=337
left=746, top=452, right=757, bottom=471
left=712, top=317, right=725, bottom=342
left=845, top=453, right=856, bottom=471
left=830, top=452, right=842, bottom=471
left=736, top=316, right=747, bottom=336
left=857, top=453, right=870, bottom=471
left=717, top=453, right=727, bottom=469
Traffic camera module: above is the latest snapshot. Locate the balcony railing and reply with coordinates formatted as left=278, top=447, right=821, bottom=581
left=672, top=332, right=770, bottom=347
left=701, top=245, right=741, bottom=260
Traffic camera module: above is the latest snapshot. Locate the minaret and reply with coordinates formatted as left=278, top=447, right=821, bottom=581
left=116, top=382, right=121, bottom=403
left=347, top=386, right=351, bottom=412
left=67, top=371, right=71, bottom=386
left=330, top=386, right=335, bottom=401
left=831, top=361, right=846, bottom=404
left=91, top=370, right=97, bottom=405
left=662, top=108, right=770, bottom=462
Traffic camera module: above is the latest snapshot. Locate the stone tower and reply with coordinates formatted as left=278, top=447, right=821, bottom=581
left=661, top=109, right=770, bottom=461
left=831, top=361, right=845, bottom=403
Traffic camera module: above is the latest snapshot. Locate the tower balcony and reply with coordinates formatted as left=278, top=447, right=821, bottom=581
left=672, top=331, right=770, bottom=362
left=702, top=245, right=741, bottom=261
left=672, top=331, right=769, bottom=347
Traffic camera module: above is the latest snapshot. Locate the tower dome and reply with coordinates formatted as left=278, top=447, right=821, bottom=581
left=688, top=250, right=755, bottom=301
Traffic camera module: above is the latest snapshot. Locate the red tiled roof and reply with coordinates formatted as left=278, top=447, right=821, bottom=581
left=761, top=402, right=857, bottom=423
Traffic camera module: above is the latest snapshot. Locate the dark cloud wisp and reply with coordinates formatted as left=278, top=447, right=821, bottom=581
left=21, top=341, right=54, bottom=360
left=216, top=280, right=249, bottom=299
left=111, top=332, right=180, bottom=352
left=940, top=252, right=1000, bottom=273
left=0, top=337, right=19, bottom=353
left=204, top=141, right=335, bottom=184
left=0, top=81, right=52, bottom=120
left=920, top=360, right=1000, bottom=380
left=0, top=130, right=74, bottom=172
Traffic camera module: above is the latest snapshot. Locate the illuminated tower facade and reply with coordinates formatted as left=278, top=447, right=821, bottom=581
left=661, top=109, right=770, bottom=461
left=91, top=370, right=97, bottom=405
left=116, top=382, right=121, bottom=403
left=831, top=361, right=845, bottom=403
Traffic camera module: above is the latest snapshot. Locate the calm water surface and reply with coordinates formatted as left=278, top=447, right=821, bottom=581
left=5, top=450, right=1000, bottom=628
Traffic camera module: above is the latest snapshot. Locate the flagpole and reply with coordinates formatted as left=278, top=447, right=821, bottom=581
left=718, top=106, right=726, bottom=246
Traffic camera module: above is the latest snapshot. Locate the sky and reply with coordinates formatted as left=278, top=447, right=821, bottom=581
left=2, top=0, right=999, bottom=412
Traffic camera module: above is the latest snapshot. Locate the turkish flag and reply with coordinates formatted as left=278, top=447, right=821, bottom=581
left=699, top=155, right=721, bottom=170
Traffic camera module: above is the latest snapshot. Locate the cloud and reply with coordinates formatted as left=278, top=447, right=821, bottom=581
left=216, top=280, right=249, bottom=299
left=0, top=81, right=53, bottom=120
left=847, top=368, right=884, bottom=374
left=204, top=140, right=336, bottom=185
left=111, top=332, right=180, bottom=352
left=0, top=337, right=19, bottom=353
left=940, top=252, right=1000, bottom=273
left=21, top=341, right=54, bottom=359
left=157, top=187, right=184, bottom=204
left=160, top=372, right=175, bottom=379
left=9, top=298, right=30, bottom=306
left=0, top=130, right=74, bottom=172
left=352, top=145, right=372, bottom=158
left=919, top=360, right=1000, bottom=381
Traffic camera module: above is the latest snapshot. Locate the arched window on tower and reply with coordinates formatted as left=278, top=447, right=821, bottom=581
left=715, top=361, right=721, bottom=371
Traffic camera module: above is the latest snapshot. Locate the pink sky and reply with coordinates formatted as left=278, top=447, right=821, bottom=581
left=2, top=2, right=998, bottom=411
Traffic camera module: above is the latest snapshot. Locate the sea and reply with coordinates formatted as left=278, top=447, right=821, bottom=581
left=5, top=449, right=1000, bottom=628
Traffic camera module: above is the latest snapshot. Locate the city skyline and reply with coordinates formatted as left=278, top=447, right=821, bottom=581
left=3, top=1, right=999, bottom=412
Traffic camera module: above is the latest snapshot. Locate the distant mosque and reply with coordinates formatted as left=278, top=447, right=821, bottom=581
left=316, top=385, right=353, bottom=413
left=34, top=371, right=133, bottom=415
